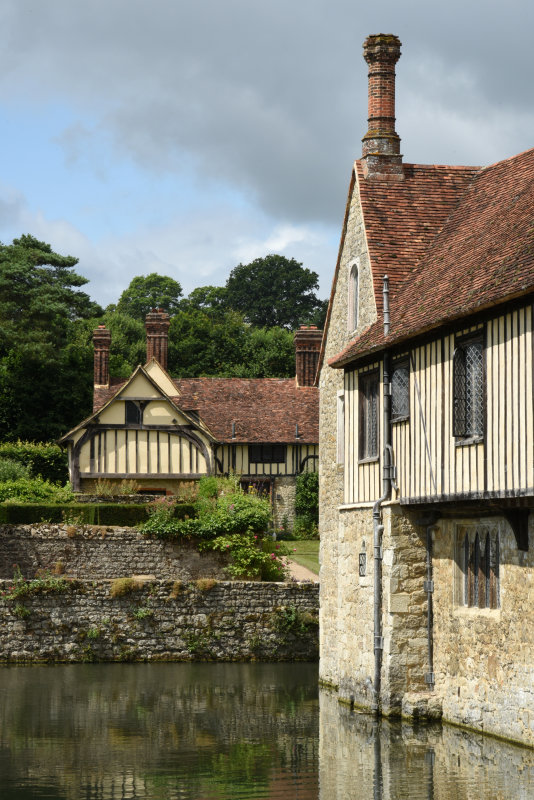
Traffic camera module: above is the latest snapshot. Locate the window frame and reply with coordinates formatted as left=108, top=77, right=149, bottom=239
left=347, top=260, right=359, bottom=332
left=248, top=444, right=287, bottom=464
left=336, top=389, right=345, bottom=465
left=391, top=358, right=410, bottom=422
left=125, top=400, right=142, bottom=426
left=453, top=333, right=485, bottom=443
left=358, top=369, right=379, bottom=462
left=459, top=524, right=500, bottom=610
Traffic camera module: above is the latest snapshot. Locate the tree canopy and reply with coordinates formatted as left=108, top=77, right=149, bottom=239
left=116, top=273, right=183, bottom=320
left=224, top=254, right=327, bottom=329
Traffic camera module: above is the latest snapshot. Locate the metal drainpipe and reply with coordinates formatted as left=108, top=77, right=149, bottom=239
left=372, top=350, right=392, bottom=713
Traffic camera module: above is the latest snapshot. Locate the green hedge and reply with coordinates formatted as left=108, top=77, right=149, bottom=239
left=0, top=442, right=68, bottom=484
left=0, top=503, right=196, bottom=526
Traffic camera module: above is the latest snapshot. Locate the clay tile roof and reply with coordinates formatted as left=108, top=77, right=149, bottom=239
left=174, top=378, right=318, bottom=443
left=331, top=148, right=534, bottom=366
left=93, top=378, right=127, bottom=413
left=358, top=160, right=480, bottom=314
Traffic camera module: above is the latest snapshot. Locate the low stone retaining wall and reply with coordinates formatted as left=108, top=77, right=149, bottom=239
left=0, top=524, right=228, bottom=581
left=0, top=579, right=319, bottom=663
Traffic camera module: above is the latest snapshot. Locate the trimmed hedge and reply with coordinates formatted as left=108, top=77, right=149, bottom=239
left=0, top=503, right=196, bottom=527
left=0, top=442, right=68, bottom=484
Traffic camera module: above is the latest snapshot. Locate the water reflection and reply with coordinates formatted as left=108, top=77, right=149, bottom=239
left=319, top=690, right=534, bottom=799
left=0, top=664, right=533, bottom=800
left=0, top=663, right=318, bottom=800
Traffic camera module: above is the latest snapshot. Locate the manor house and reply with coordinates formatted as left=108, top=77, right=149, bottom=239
left=318, top=34, right=534, bottom=746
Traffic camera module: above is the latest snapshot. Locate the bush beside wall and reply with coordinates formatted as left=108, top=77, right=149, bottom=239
left=0, top=503, right=195, bottom=526
left=0, top=442, right=68, bottom=484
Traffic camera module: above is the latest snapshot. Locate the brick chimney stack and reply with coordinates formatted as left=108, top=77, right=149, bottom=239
left=145, top=308, right=170, bottom=369
left=294, top=325, right=323, bottom=387
left=93, top=325, right=111, bottom=387
left=361, top=33, right=404, bottom=180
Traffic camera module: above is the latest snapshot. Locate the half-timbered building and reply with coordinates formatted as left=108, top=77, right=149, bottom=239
left=319, top=34, right=534, bottom=746
left=60, top=312, right=319, bottom=526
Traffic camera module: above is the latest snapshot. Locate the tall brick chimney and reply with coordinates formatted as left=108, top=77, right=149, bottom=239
left=145, top=308, right=170, bottom=369
left=294, top=325, right=323, bottom=387
left=361, top=33, right=403, bottom=180
left=93, top=325, right=111, bottom=387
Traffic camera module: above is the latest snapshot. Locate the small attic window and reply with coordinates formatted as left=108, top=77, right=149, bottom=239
left=348, top=261, right=359, bottom=331
left=125, top=400, right=142, bottom=425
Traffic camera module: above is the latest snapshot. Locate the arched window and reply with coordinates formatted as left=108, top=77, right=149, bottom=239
left=348, top=262, right=359, bottom=331
left=461, top=525, right=499, bottom=609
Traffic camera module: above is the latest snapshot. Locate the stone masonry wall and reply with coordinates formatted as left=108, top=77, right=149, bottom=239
left=319, top=171, right=377, bottom=686
left=272, top=476, right=297, bottom=530
left=0, top=524, right=228, bottom=581
left=0, top=579, right=319, bottom=663
left=432, top=514, right=534, bottom=747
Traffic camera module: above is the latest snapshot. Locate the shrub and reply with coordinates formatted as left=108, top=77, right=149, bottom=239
left=295, top=472, right=319, bottom=523
left=0, top=442, right=68, bottom=483
left=292, top=516, right=319, bottom=540
left=109, top=577, right=140, bottom=598
left=0, top=502, right=195, bottom=526
left=0, top=478, right=74, bottom=504
left=93, top=479, right=141, bottom=496
left=0, top=458, right=30, bottom=482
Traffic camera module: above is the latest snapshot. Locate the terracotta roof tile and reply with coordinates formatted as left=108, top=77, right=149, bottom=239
left=93, top=376, right=318, bottom=443
left=331, top=148, right=534, bottom=366
left=174, top=378, right=318, bottom=443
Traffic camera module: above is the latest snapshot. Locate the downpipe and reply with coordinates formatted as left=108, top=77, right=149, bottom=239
left=371, top=350, right=392, bottom=714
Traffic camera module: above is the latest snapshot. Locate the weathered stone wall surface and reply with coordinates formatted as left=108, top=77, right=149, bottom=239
left=432, top=514, right=534, bottom=747
left=272, top=476, right=297, bottom=530
left=319, top=172, right=377, bottom=686
left=0, top=579, right=319, bottom=663
left=319, top=688, right=534, bottom=799
left=0, top=524, right=228, bottom=581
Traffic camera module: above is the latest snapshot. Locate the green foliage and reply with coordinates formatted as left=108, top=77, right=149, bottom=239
left=141, top=476, right=288, bottom=580
left=3, top=570, right=72, bottom=601
left=0, top=478, right=74, bottom=504
left=294, top=471, right=319, bottom=538
left=132, top=605, right=154, bottom=620
left=93, top=479, right=141, bottom=496
left=292, top=516, right=319, bottom=539
left=272, top=605, right=319, bottom=635
left=0, top=458, right=29, bottom=482
left=0, top=441, right=68, bottom=483
left=225, top=254, right=327, bottom=329
left=12, top=603, right=30, bottom=619
left=116, top=273, right=183, bottom=320
left=0, top=501, right=195, bottom=526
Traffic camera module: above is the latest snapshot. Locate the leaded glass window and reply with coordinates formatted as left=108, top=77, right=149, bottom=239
left=462, top=526, right=499, bottom=609
left=359, top=371, right=379, bottom=460
left=391, top=361, right=409, bottom=420
left=453, top=337, right=484, bottom=438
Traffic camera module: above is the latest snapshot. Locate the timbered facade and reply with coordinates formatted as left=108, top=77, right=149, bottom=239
left=319, top=34, right=534, bottom=746
left=61, top=315, right=319, bottom=524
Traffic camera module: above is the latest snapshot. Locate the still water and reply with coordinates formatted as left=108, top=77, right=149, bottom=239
left=0, top=663, right=532, bottom=800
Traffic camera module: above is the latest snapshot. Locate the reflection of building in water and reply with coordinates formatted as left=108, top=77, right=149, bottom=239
left=319, top=690, right=534, bottom=800
left=318, top=32, right=534, bottom=747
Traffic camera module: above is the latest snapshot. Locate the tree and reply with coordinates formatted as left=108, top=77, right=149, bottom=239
left=116, top=273, right=183, bottom=321
left=224, top=254, right=326, bottom=329
left=0, top=234, right=100, bottom=358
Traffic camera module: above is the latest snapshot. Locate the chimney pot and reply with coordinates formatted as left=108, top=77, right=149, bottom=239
left=361, top=33, right=404, bottom=180
left=93, top=325, right=111, bottom=388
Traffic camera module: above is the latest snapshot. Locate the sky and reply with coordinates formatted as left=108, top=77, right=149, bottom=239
left=0, top=0, right=533, bottom=309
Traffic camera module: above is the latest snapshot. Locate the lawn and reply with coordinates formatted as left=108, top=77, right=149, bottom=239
left=287, top=539, right=319, bottom=575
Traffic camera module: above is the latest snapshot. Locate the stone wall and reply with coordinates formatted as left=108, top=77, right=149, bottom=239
left=0, top=579, right=319, bottom=663
left=319, top=689, right=534, bottom=799
left=432, top=514, right=534, bottom=747
left=318, top=173, right=377, bottom=686
left=272, top=476, right=297, bottom=530
left=0, top=524, right=228, bottom=581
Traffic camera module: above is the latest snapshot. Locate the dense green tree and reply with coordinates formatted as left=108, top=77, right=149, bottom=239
left=0, top=234, right=100, bottom=358
left=116, top=273, right=183, bottom=321
left=224, top=254, right=326, bottom=330
left=0, top=236, right=102, bottom=441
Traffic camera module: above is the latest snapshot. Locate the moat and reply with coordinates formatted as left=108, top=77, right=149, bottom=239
left=0, top=662, right=532, bottom=799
